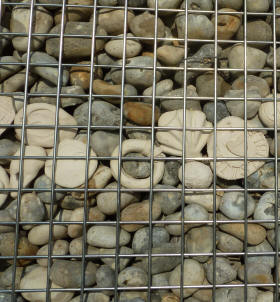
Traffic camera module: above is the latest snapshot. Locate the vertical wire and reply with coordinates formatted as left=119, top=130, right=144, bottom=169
left=212, top=1, right=218, bottom=300
left=179, top=2, right=188, bottom=301
left=147, top=0, right=159, bottom=301
left=114, top=1, right=128, bottom=301
left=45, top=0, right=67, bottom=300
left=272, top=0, right=279, bottom=298
left=11, top=1, right=35, bottom=301
left=243, top=1, right=248, bottom=300
left=79, top=1, right=98, bottom=301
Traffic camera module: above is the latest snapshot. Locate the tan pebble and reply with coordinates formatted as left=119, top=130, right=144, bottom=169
left=54, top=209, right=73, bottom=222
left=161, top=293, right=180, bottom=302
left=97, top=9, right=135, bottom=35
left=211, top=9, right=241, bottom=40
left=121, top=200, right=161, bottom=232
left=157, top=45, right=185, bottom=66
left=0, top=96, right=15, bottom=136
left=142, top=51, right=154, bottom=57
left=219, top=221, right=266, bottom=245
left=124, top=102, right=160, bottom=126
left=28, top=225, right=68, bottom=245
left=71, top=164, right=112, bottom=199
left=70, top=61, right=103, bottom=90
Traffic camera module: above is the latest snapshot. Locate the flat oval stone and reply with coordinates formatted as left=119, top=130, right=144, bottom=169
left=124, top=102, right=160, bottom=126
left=247, top=0, right=270, bottom=12
left=11, top=5, right=53, bottom=52
left=123, top=152, right=151, bottom=179
left=97, top=182, right=140, bottom=215
left=169, top=259, right=205, bottom=298
left=28, top=225, right=68, bottom=245
left=97, top=9, right=135, bottom=36
left=118, top=267, right=148, bottom=287
left=105, top=34, right=142, bottom=59
left=196, top=73, right=230, bottom=97
left=217, top=231, right=243, bottom=252
left=20, top=266, right=74, bottom=302
left=91, top=131, right=119, bottom=157
left=45, top=139, right=98, bottom=188
left=157, top=45, right=185, bottom=66
left=87, top=226, right=131, bottom=248
left=34, top=174, right=65, bottom=204
left=120, top=200, right=161, bottom=232
left=129, top=12, right=165, bottom=45
left=132, top=226, right=170, bottom=253
left=14, top=103, right=77, bottom=148
left=46, top=23, right=107, bottom=59
left=203, top=101, right=229, bottom=123
left=50, top=260, right=97, bottom=288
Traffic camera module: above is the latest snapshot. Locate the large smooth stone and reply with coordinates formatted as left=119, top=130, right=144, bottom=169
left=28, top=225, right=67, bottom=245
left=45, top=139, right=98, bottom=188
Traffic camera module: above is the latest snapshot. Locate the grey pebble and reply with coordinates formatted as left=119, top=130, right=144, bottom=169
left=118, top=266, right=148, bottom=287
left=215, top=287, right=259, bottom=302
left=74, top=100, right=121, bottom=126
left=0, top=293, right=24, bottom=302
left=152, top=272, right=170, bottom=295
left=0, top=210, right=14, bottom=233
left=267, top=46, right=280, bottom=68
left=96, top=53, right=116, bottom=67
left=98, top=0, right=117, bottom=5
left=70, top=293, right=110, bottom=302
left=0, top=56, right=22, bottom=82
left=132, top=227, right=170, bottom=253
left=238, top=262, right=273, bottom=285
left=118, top=0, right=146, bottom=7
left=0, top=265, right=23, bottom=289
left=0, top=139, right=19, bottom=165
left=125, top=122, right=151, bottom=140
left=219, top=185, right=256, bottom=219
left=91, top=131, right=119, bottom=157
left=30, top=80, right=85, bottom=108
left=60, top=195, right=90, bottom=210
left=267, top=229, right=280, bottom=249
left=203, top=101, right=229, bottom=123
left=111, top=56, right=161, bottom=88
left=184, top=0, right=213, bottom=10
left=96, top=265, right=115, bottom=294
left=153, top=184, right=181, bottom=215
left=143, top=79, right=173, bottom=103
left=247, top=162, right=277, bottom=189
left=50, top=260, right=97, bottom=288
left=123, top=152, right=151, bottom=179
left=162, top=161, right=180, bottom=186
left=22, top=52, right=69, bottom=86
left=205, top=257, right=237, bottom=284
left=34, top=174, right=65, bottom=204
left=248, top=240, right=274, bottom=268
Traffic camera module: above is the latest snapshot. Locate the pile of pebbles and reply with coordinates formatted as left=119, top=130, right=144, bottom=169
left=0, top=0, right=280, bottom=301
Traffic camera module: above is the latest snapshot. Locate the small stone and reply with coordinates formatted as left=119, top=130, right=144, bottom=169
left=11, top=5, right=53, bottom=52
left=148, top=0, right=182, bottom=10
left=91, top=131, right=119, bottom=157
left=28, top=225, right=67, bottom=245
left=97, top=182, right=140, bottom=215
left=132, top=227, right=170, bottom=253
left=22, top=52, right=69, bottom=86
left=218, top=214, right=267, bottom=245
left=118, top=266, right=148, bottom=287
left=143, top=79, right=174, bottom=103
left=0, top=210, right=14, bottom=233
left=161, top=293, right=180, bottom=302
left=50, top=260, right=97, bottom=288
left=97, top=9, right=135, bottom=36
left=125, top=121, right=152, bottom=140
left=74, top=100, right=121, bottom=126
left=123, top=152, right=151, bottom=179
left=0, top=265, right=23, bottom=290
left=105, top=34, right=142, bottom=59
left=176, top=13, right=214, bottom=40
left=162, top=161, right=180, bottom=186
left=218, top=0, right=243, bottom=9
left=256, top=292, right=273, bottom=302
left=205, top=257, right=237, bottom=284
left=0, top=96, right=15, bottom=136
left=46, top=23, right=107, bottom=59
left=247, top=0, right=270, bottom=12
left=184, top=0, right=213, bottom=10
left=14, top=103, right=77, bottom=148
left=169, top=259, right=205, bottom=298
left=96, top=52, right=116, bottom=66
left=254, top=191, right=280, bottom=229
left=20, top=266, right=74, bottom=302
left=228, top=45, right=267, bottom=76
left=45, top=139, right=98, bottom=188
left=96, top=265, right=115, bottom=294
left=0, top=166, right=11, bottom=207
left=238, top=262, right=273, bottom=285
left=157, top=45, right=185, bottom=66
left=60, top=195, right=91, bottom=210
left=216, top=231, right=243, bottom=253
left=34, top=174, right=65, bottom=204
left=219, top=185, right=256, bottom=219
left=185, top=226, right=213, bottom=263
left=120, top=200, right=161, bottom=232
left=70, top=293, right=110, bottom=302
left=211, top=9, right=241, bottom=40
left=124, top=102, right=160, bottom=126
left=152, top=272, right=170, bottom=295
left=54, top=209, right=73, bottom=222
left=36, top=240, right=69, bottom=267
left=192, top=278, right=213, bottom=302
left=92, top=79, right=137, bottom=104
left=178, top=161, right=213, bottom=189
left=111, top=56, right=161, bottom=88
left=203, top=101, right=229, bottom=123
left=87, top=225, right=131, bottom=248
left=247, top=240, right=274, bottom=268
left=0, top=56, right=22, bottom=82
left=129, top=12, right=165, bottom=45
left=0, top=139, right=19, bottom=165
left=215, top=287, right=259, bottom=302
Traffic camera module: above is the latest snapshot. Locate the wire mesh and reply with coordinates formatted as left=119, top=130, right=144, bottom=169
left=0, top=0, right=279, bottom=302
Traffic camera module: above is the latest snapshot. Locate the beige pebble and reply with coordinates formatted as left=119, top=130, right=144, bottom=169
left=28, top=225, right=68, bottom=245
left=0, top=96, right=15, bottom=136
left=14, top=103, right=77, bottom=148
left=0, top=165, right=10, bottom=207
left=157, top=45, right=185, bottom=66
left=45, top=139, right=98, bottom=188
